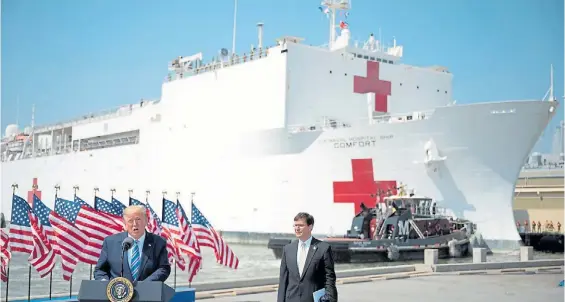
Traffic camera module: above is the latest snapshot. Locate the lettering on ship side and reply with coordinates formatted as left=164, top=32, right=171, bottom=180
left=333, top=159, right=397, bottom=215
left=353, top=61, right=392, bottom=112
left=27, top=177, right=41, bottom=205
left=397, top=220, right=411, bottom=236
left=318, top=135, right=394, bottom=148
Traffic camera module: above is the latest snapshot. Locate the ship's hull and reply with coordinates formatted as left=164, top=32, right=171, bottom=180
left=0, top=100, right=557, bottom=246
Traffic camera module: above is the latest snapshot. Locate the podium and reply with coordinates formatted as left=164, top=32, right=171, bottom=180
left=78, top=280, right=176, bottom=302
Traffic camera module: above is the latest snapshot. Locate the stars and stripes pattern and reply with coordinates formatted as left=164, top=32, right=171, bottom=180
left=28, top=206, right=56, bottom=277
left=162, top=198, right=202, bottom=281
left=74, top=196, right=124, bottom=264
left=4, top=190, right=238, bottom=283
left=8, top=194, right=57, bottom=277
left=191, top=203, right=239, bottom=269
left=50, top=197, right=96, bottom=280
left=175, top=201, right=202, bottom=282
left=94, top=197, right=125, bottom=227
left=131, top=196, right=188, bottom=273
left=0, top=229, right=11, bottom=282
left=30, top=195, right=58, bottom=254
left=8, top=194, right=35, bottom=254
left=148, top=200, right=187, bottom=271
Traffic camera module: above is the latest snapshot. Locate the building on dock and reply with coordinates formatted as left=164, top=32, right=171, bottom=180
left=513, top=123, right=564, bottom=231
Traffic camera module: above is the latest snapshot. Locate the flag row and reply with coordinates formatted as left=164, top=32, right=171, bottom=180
left=0, top=192, right=239, bottom=283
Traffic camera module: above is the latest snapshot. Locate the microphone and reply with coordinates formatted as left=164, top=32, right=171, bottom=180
left=122, top=237, right=134, bottom=251
left=121, top=237, right=134, bottom=277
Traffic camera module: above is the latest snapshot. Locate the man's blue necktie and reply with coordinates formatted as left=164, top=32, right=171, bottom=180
left=131, top=240, right=140, bottom=280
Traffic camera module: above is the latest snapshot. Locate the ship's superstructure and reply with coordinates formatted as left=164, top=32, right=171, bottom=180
left=1, top=0, right=559, bottom=247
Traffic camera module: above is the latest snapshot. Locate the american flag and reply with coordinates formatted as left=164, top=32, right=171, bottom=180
left=28, top=205, right=56, bottom=277
left=8, top=194, right=34, bottom=254
left=111, top=197, right=127, bottom=212
left=51, top=197, right=98, bottom=280
left=0, top=229, right=11, bottom=282
left=94, top=196, right=125, bottom=227
left=73, top=196, right=123, bottom=264
left=175, top=201, right=202, bottom=282
left=191, top=203, right=239, bottom=269
left=31, top=195, right=59, bottom=255
left=147, top=200, right=186, bottom=271
left=144, top=202, right=161, bottom=235
left=10, top=194, right=56, bottom=277
left=131, top=197, right=187, bottom=272
left=162, top=198, right=202, bottom=281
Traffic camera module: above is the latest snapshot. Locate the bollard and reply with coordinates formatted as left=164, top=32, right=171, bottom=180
left=473, top=248, right=487, bottom=263
left=424, top=249, right=438, bottom=266
left=520, top=246, right=533, bottom=261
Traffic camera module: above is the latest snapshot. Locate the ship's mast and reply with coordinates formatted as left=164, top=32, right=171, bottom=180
left=549, top=63, right=554, bottom=101
left=232, top=0, right=238, bottom=54
left=321, top=0, right=350, bottom=49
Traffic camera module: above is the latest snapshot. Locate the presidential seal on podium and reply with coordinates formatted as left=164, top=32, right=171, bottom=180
left=106, top=277, right=134, bottom=302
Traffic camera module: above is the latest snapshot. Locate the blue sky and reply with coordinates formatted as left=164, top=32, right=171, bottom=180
left=1, top=0, right=563, bottom=152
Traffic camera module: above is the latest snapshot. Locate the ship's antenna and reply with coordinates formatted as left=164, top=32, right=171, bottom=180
left=231, top=0, right=238, bottom=54
left=16, top=95, right=19, bottom=126
left=549, top=63, right=554, bottom=102
left=31, top=104, right=35, bottom=129
left=322, top=0, right=351, bottom=49
left=257, top=22, right=264, bottom=49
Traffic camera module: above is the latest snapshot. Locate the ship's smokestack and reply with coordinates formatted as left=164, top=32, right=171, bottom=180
left=257, top=22, right=264, bottom=49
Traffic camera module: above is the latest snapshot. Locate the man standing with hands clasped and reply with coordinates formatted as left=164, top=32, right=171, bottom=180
left=94, top=205, right=171, bottom=283
left=277, top=212, right=338, bottom=302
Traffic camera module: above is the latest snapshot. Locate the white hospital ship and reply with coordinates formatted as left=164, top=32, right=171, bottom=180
left=1, top=0, right=559, bottom=247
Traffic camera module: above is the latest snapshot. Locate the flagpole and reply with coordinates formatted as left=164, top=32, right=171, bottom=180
left=5, top=185, right=18, bottom=302
left=175, top=192, right=181, bottom=290
left=5, top=265, right=9, bottom=302
left=49, top=270, right=53, bottom=299
left=27, top=265, right=31, bottom=302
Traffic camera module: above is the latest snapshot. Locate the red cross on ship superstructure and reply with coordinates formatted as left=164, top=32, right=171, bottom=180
left=333, top=159, right=397, bottom=215
left=353, top=61, right=392, bottom=113
left=27, top=177, right=42, bottom=205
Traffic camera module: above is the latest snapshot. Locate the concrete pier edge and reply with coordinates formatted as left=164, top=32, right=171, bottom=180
left=193, top=261, right=564, bottom=300
left=4, top=259, right=563, bottom=302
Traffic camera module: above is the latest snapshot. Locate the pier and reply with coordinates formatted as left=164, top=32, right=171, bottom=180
left=3, top=247, right=563, bottom=302
left=201, top=272, right=564, bottom=302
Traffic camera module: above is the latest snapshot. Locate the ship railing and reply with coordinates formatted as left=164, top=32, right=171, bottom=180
left=522, top=163, right=564, bottom=170
left=30, top=99, right=158, bottom=134
left=318, top=39, right=397, bottom=54
left=164, top=46, right=272, bottom=82
left=0, top=135, right=139, bottom=162
left=287, top=109, right=435, bottom=133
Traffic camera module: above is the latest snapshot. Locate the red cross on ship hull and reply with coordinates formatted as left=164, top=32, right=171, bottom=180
left=353, top=61, right=392, bottom=113
left=333, top=159, right=397, bottom=215
left=27, top=177, right=42, bottom=205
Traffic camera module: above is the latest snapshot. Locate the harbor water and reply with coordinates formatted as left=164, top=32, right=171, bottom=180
left=1, top=243, right=563, bottom=300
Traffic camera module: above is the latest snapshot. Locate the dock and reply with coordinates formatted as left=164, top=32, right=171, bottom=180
left=514, top=168, right=564, bottom=228
left=5, top=247, right=562, bottom=302
left=202, top=271, right=564, bottom=302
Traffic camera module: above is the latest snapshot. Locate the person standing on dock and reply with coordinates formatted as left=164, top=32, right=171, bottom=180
left=277, top=212, right=338, bottom=302
left=93, top=205, right=171, bottom=282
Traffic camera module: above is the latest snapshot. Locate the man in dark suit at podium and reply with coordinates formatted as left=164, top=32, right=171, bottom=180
left=277, top=212, right=338, bottom=302
left=94, top=205, right=171, bottom=282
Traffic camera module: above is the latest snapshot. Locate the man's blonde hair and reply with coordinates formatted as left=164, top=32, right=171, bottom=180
left=123, top=205, right=146, bottom=217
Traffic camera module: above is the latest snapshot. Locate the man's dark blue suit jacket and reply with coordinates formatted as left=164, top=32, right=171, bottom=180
left=93, top=231, right=171, bottom=283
